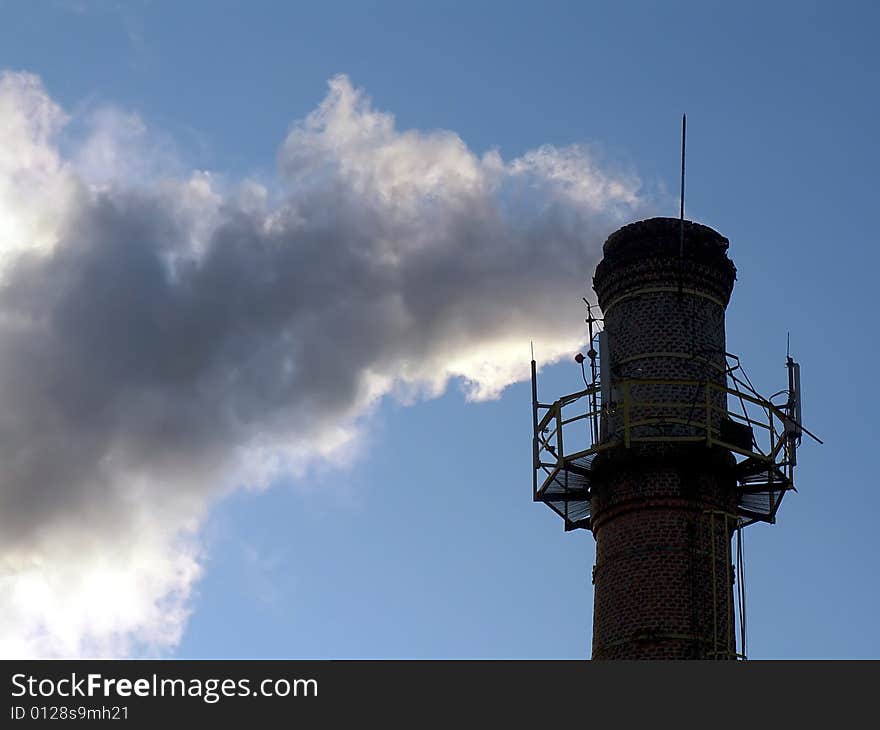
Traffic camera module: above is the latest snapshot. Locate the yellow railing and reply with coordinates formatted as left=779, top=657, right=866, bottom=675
left=533, top=378, right=794, bottom=503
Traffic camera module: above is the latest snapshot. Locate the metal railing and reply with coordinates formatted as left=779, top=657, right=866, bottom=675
left=532, top=377, right=796, bottom=505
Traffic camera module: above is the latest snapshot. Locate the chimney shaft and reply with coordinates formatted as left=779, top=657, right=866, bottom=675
left=589, top=217, right=740, bottom=660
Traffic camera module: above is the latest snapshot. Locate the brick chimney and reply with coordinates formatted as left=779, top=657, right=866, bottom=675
left=589, top=216, right=739, bottom=660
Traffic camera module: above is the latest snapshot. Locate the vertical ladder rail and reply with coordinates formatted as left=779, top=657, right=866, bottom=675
left=725, top=513, right=733, bottom=657
left=710, top=513, right=717, bottom=658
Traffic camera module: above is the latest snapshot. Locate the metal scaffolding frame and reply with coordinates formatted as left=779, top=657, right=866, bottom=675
left=531, top=363, right=816, bottom=531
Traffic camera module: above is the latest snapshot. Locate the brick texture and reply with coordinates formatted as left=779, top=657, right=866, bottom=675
left=589, top=217, right=740, bottom=660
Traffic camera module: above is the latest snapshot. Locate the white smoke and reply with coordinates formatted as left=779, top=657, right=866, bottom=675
left=0, top=71, right=646, bottom=657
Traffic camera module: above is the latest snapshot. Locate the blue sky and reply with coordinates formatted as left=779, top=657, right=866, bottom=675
left=0, top=1, right=877, bottom=659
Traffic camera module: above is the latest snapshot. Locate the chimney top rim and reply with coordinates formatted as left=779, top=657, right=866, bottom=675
left=602, top=217, right=729, bottom=259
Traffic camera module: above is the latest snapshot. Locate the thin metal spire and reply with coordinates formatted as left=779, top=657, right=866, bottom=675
left=679, top=113, right=687, bottom=260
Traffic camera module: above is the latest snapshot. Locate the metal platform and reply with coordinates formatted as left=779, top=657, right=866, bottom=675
left=531, top=367, right=804, bottom=531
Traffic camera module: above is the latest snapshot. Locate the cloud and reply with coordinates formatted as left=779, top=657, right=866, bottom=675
left=0, top=71, right=647, bottom=657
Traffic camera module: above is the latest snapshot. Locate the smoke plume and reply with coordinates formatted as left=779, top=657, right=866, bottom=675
left=0, top=71, right=645, bottom=656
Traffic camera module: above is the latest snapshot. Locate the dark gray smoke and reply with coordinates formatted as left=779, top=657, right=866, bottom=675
left=0, top=72, right=646, bottom=656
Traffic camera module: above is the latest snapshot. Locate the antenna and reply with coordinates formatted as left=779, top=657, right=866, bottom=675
left=584, top=300, right=600, bottom=443
left=680, top=113, right=687, bottom=258
left=677, top=113, right=687, bottom=295
left=530, top=342, right=539, bottom=500
left=785, top=353, right=803, bottom=466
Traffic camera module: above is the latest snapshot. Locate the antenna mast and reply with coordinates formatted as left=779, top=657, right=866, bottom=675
left=678, top=114, right=687, bottom=259
left=678, top=113, right=687, bottom=293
